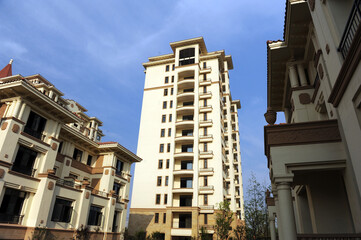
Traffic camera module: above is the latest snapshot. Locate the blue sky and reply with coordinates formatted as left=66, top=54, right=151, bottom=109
left=0, top=0, right=286, bottom=198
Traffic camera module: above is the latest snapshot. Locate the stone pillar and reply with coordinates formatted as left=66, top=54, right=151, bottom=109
left=297, top=64, right=308, bottom=86
left=289, top=64, right=299, bottom=88
left=18, top=102, right=26, bottom=121
left=272, top=189, right=283, bottom=240
left=277, top=182, right=297, bottom=240
left=75, top=182, right=92, bottom=228
left=269, top=214, right=277, bottom=240
left=13, top=99, right=22, bottom=119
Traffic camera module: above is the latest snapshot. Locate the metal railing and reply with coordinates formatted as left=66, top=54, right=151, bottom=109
left=297, top=233, right=361, bottom=240
left=199, top=185, right=214, bottom=190
left=92, top=189, right=108, bottom=198
left=56, top=178, right=81, bottom=188
left=339, top=0, right=361, bottom=58
left=199, top=167, right=214, bottom=172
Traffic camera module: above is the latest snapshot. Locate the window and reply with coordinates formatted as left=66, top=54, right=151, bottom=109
left=165, top=65, right=169, bottom=72
left=116, top=159, right=124, bottom=174
left=169, top=114, right=172, bottom=122
left=165, top=176, right=169, bottom=186
left=164, top=194, right=168, bottom=204
left=113, top=182, right=121, bottom=196
left=160, top=129, right=165, bottom=137
left=165, top=77, right=169, bottom=84
left=179, top=48, right=195, bottom=66
left=204, top=143, right=208, bottom=151
left=203, top=73, right=207, bottom=80
left=182, top=129, right=193, bottom=136
left=159, top=144, right=164, bottom=153
left=204, top=127, right=208, bottom=136
left=179, top=214, right=192, bottom=228
left=0, top=188, right=26, bottom=224
left=204, top=99, right=207, bottom=107
left=163, top=101, right=167, bottom=109
left=181, top=144, right=193, bottom=152
left=172, top=64, right=175, bottom=71
left=51, top=198, right=73, bottom=223
left=203, top=86, right=207, bottom=93
left=158, top=159, right=163, bottom=169
left=183, top=101, right=194, bottom=106
left=204, top=176, right=208, bottom=186
left=12, top=146, right=37, bottom=176
left=87, top=155, right=93, bottom=166
left=166, top=159, right=170, bottom=169
left=162, top=115, right=166, bottom=123
left=204, top=159, right=208, bottom=168
left=58, top=141, right=63, bottom=153
left=170, top=100, right=173, bottom=108
left=157, top=176, right=162, bottom=186
left=183, top=115, right=193, bottom=121
left=204, top=214, right=208, bottom=224
left=24, top=111, right=47, bottom=140
left=155, top=213, right=159, bottom=223
left=180, top=195, right=192, bottom=206
left=156, top=194, right=161, bottom=204
left=180, top=177, right=193, bottom=188
left=164, top=89, right=168, bottom=96
left=163, top=213, right=167, bottom=223
left=73, top=148, right=83, bottom=162
left=171, top=88, right=174, bottom=95
left=181, top=161, right=193, bottom=170
left=204, top=113, right=207, bottom=120
left=88, top=205, right=102, bottom=226
left=168, top=128, right=171, bottom=137
left=203, top=62, right=207, bottom=68
left=204, top=195, right=208, bottom=205
left=167, top=143, right=171, bottom=152
left=171, top=76, right=174, bottom=82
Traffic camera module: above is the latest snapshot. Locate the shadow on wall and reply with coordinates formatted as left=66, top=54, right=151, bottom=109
left=128, top=213, right=154, bottom=236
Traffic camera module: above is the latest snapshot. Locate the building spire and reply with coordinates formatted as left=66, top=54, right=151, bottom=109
left=0, top=59, right=13, bottom=78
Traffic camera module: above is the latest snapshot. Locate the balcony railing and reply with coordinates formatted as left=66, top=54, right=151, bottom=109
left=339, top=0, right=361, bottom=58
left=23, top=127, right=46, bottom=141
left=297, top=233, right=361, bottom=240
left=92, top=189, right=108, bottom=198
left=199, top=167, right=214, bottom=172
left=199, top=205, right=214, bottom=210
left=199, top=186, right=214, bottom=191
left=0, top=213, right=24, bottom=224
left=11, top=166, right=37, bottom=177
left=56, top=178, right=81, bottom=189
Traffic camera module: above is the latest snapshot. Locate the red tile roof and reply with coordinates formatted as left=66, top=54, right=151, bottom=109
left=0, top=60, right=13, bottom=78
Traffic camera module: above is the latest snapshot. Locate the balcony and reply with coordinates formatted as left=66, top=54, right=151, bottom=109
left=339, top=0, right=361, bottom=58
left=199, top=134, right=213, bottom=142
left=174, top=151, right=194, bottom=159
left=173, top=169, right=194, bottom=175
left=172, top=188, right=194, bottom=193
left=200, top=66, right=212, bottom=74
left=176, top=105, right=194, bottom=114
left=175, top=135, right=194, bottom=143
left=177, top=91, right=195, bottom=101
left=56, top=178, right=81, bottom=189
left=176, top=120, right=194, bottom=128
left=199, top=150, right=213, bottom=158
left=199, top=91, right=212, bottom=99
left=177, top=78, right=195, bottom=88
left=92, top=189, right=108, bottom=198
left=199, top=78, right=211, bottom=86
left=199, top=105, right=212, bottom=113
left=199, top=119, right=212, bottom=127
left=199, top=185, right=214, bottom=194
left=199, top=167, right=214, bottom=176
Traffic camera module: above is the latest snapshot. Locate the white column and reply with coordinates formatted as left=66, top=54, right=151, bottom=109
left=297, top=64, right=308, bottom=86
left=13, top=99, right=22, bottom=119
left=277, top=182, right=297, bottom=240
left=269, top=214, right=277, bottom=240
left=289, top=64, right=299, bottom=88
left=273, top=190, right=283, bottom=240
left=18, top=102, right=26, bottom=121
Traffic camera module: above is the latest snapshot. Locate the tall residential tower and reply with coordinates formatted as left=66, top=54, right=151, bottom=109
left=130, top=37, right=244, bottom=239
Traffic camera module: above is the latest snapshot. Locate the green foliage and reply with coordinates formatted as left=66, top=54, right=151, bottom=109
left=135, top=230, right=147, bottom=240
left=146, top=231, right=164, bottom=240
left=199, top=226, right=213, bottom=240
left=214, top=200, right=234, bottom=240
left=244, top=173, right=269, bottom=239
left=31, top=226, right=56, bottom=240
left=232, top=223, right=246, bottom=240
left=75, top=225, right=90, bottom=240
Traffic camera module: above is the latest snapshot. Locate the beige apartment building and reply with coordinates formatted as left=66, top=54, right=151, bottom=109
left=0, top=61, right=141, bottom=239
left=129, top=37, right=244, bottom=240
left=265, top=0, right=361, bottom=239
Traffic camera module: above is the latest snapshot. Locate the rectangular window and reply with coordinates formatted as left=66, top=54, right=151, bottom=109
left=24, top=111, right=47, bottom=140
left=204, top=176, right=208, bottom=186
left=157, top=176, right=162, bottom=186
left=204, top=195, right=208, bottom=205
left=113, top=182, right=121, bottom=196
left=163, top=213, right=167, bottom=223
left=204, top=99, right=207, bottom=107
left=203, top=62, right=207, bottom=68
left=162, top=115, right=166, bottom=123
left=170, top=100, right=173, bottom=108
left=164, top=89, right=168, bottom=96
left=155, top=213, right=159, bottom=223
left=165, top=176, right=169, bottom=186
left=158, top=159, right=163, bottom=169
left=180, top=195, right=192, bottom=206
left=171, top=88, right=174, bottom=95
left=204, top=143, right=208, bottom=151
left=88, top=205, right=102, bottom=226
left=169, top=114, right=172, bottom=122
left=163, top=101, right=167, bottom=109
left=181, top=161, right=193, bottom=170
left=12, top=146, right=37, bottom=176
left=203, top=73, right=207, bottom=80
left=180, top=177, right=193, bottom=188
left=159, top=144, right=164, bottom=153
left=51, top=198, right=73, bottom=223
left=181, top=144, right=193, bottom=153
left=166, top=159, right=170, bottom=169
left=168, top=128, right=171, bottom=137
left=73, top=148, right=83, bottom=162
left=167, top=143, right=171, bottom=152
left=204, top=127, right=208, bottom=136
left=172, top=64, right=175, bottom=71
left=165, top=77, right=169, bottom=84
left=166, top=65, right=170, bottom=72
left=156, top=194, right=161, bottom=204
left=58, top=142, right=63, bottom=153
left=164, top=194, right=168, bottom=204
left=171, top=76, right=174, bottom=82
left=0, top=188, right=26, bottom=224
left=160, top=129, right=165, bottom=137
left=116, top=159, right=124, bottom=174
left=204, top=159, right=208, bottom=168
left=87, top=155, right=93, bottom=166
left=204, top=113, right=207, bottom=120
left=179, top=48, right=195, bottom=66
left=204, top=214, right=208, bottom=224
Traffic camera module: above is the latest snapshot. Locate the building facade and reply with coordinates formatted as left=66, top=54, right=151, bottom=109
left=0, top=61, right=141, bottom=239
left=129, top=37, right=244, bottom=239
left=265, top=0, right=361, bottom=239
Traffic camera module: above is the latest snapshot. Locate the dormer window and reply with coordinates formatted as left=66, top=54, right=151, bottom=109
left=179, top=48, right=195, bottom=66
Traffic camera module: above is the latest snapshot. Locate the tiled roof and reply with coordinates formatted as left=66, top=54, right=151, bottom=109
left=0, top=61, right=12, bottom=78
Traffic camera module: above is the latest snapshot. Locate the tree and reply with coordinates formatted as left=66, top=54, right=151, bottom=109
left=199, top=226, right=213, bottom=240
left=244, top=173, right=269, bottom=239
left=233, top=222, right=246, bottom=240
left=147, top=231, right=164, bottom=240
left=214, top=200, right=233, bottom=240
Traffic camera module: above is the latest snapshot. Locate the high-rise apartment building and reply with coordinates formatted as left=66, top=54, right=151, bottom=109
left=129, top=37, right=244, bottom=239
left=0, top=61, right=141, bottom=239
